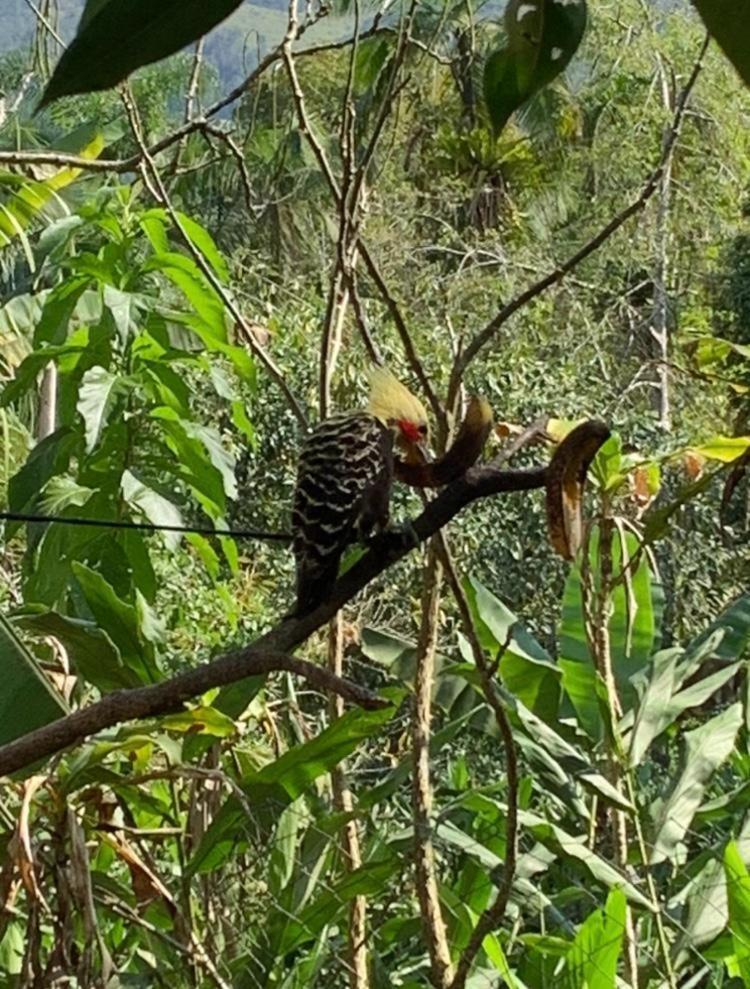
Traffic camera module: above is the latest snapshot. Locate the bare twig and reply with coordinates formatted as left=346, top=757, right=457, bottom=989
left=120, top=86, right=309, bottom=429
left=447, top=36, right=709, bottom=407
left=281, top=5, right=445, bottom=427
left=435, top=536, right=518, bottom=989
left=22, top=0, right=64, bottom=48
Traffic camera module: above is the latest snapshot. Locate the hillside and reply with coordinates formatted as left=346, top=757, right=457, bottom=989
left=1, top=0, right=345, bottom=89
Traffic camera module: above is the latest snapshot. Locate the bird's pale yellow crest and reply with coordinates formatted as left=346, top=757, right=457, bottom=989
left=366, top=367, right=428, bottom=433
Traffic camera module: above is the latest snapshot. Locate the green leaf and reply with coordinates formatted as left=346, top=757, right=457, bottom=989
left=143, top=209, right=230, bottom=284
left=564, top=888, right=626, bottom=989
left=14, top=610, right=134, bottom=692
left=34, top=278, right=89, bottom=346
left=71, top=562, right=159, bottom=684
left=630, top=657, right=742, bottom=766
left=558, top=526, right=661, bottom=739
left=187, top=702, right=396, bottom=875
left=40, top=477, right=94, bottom=515
left=148, top=253, right=227, bottom=338
left=504, top=694, right=634, bottom=812
left=7, top=427, right=78, bottom=521
left=0, top=612, right=69, bottom=749
left=102, top=285, right=137, bottom=342
left=725, top=841, right=750, bottom=987
left=268, top=798, right=305, bottom=899
left=484, top=0, right=587, bottom=134
left=651, top=704, right=743, bottom=864
left=681, top=594, right=750, bottom=681
left=279, top=855, right=399, bottom=955
left=76, top=365, right=119, bottom=452
left=688, top=435, right=750, bottom=463
left=121, top=469, right=183, bottom=552
left=691, top=2, right=750, bottom=88
left=40, top=0, right=245, bottom=107
left=464, top=576, right=560, bottom=722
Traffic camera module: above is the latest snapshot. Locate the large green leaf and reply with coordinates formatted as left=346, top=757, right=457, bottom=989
left=71, top=562, right=159, bottom=685
left=76, top=365, right=120, bottom=452
left=558, top=526, right=661, bottom=740
left=725, top=841, right=750, bottom=986
left=14, top=610, right=134, bottom=692
left=361, top=627, right=492, bottom=728
left=0, top=611, right=68, bottom=749
left=464, top=576, right=560, bottom=722
left=691, top=2, right=750, bottom=88
left=681, top=594, right=750, bottom=681
left=563, top=888, right=626, bottom=989
left=120, top=470, right=183, bottom=552
left=484, top=0, right=587, bottom=134
left=650, top=704, right=743, bottom=864
left=504, top=694, right=633, bottom=812
left=40, top=0, right=245, bottom=107
left=628, top=641, right=743, bottom=766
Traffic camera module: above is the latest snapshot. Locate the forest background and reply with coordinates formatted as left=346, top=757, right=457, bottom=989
left=0, top=0, right=749, bottom=987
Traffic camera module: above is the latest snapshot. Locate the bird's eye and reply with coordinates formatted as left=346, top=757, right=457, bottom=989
left=418, top=424, right=428, bottom=436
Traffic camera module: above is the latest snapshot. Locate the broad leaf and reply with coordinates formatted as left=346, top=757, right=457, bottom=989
left=0, top=612, right=69, bottom=749
left=484, top=0, right=587, bottom=134
left=76, top=365, right=119, bottom=452
left=15, top=610, right=134, bottom=692
left=40, top=0, right=245, bottom=107
left=464, top=576, right=560, bottom=722
left=650, top=704, right=743, bottom=864
left=691, top=2, right=750, bottom=88
left=725, top=841, right=750, bottom=987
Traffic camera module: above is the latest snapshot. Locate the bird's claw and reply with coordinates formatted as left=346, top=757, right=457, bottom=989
left=368, top=522, right=419, bottom=554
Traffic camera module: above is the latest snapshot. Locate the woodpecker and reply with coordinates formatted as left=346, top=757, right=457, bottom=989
left=292, top=368, right=429, bottom=614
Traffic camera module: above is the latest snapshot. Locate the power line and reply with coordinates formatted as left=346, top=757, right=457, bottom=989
left=0, top=511, right=291, bottom=543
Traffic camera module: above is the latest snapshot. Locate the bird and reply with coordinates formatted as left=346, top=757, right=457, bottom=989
left=292, top=367, right=429, bottom=615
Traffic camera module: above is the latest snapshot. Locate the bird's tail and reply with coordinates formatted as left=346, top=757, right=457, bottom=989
left=294, top=557, right=340, bottom=615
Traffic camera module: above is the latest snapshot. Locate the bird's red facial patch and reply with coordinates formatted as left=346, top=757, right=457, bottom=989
left=398, top=419, right=422, bottom=444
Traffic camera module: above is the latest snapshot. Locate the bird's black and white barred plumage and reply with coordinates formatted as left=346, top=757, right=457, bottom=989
left=292, top=411, right=394, bottom=613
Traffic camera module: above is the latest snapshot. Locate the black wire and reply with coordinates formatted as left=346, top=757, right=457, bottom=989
left=0, top=511, right=292, bottom=543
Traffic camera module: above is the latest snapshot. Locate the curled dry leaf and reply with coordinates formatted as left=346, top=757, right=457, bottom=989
left=684, top=451, right=706, bottom=480
left=546, top=420, right=611, bottom=559
left=104, top=833, right=177, bottom=912
left=395, top=396, right=494, bottom=488
left=495, top=420, right=524, bottom=440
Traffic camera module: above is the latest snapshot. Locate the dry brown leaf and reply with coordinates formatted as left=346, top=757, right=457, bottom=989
left=546, top=421, right=611, bottom=559
left=684, top=451, right=706, bottom=479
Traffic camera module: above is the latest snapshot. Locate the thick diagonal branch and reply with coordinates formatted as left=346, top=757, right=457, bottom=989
left=0, top=463, right=548, bottom=777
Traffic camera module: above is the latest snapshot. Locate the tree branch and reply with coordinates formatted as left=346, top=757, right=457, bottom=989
left=446, top=35, right=709, bottom=407
left=0, top=461, right=551, bottom=777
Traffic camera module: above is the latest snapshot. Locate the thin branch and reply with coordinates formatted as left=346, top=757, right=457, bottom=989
left=22, top=0, right=64, bottom=48
left=447, top=35, right=709, bottom=407
left=328, top=614, right=370, bottom=989
left=0, top=461, right=550, bottom=777
left=281, top=11, right=445, bottom=427
left=120, top=87, right=309, bottom=430
left=442, top=537, right=518, bottom=989
left=0, top=15, right=385, bottom=174
left=412, top=543, right=454, bottom=987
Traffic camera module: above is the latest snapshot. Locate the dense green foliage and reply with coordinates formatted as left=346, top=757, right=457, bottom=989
left=0, top=1, right=749, bottom=987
